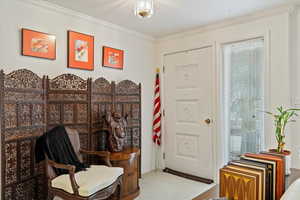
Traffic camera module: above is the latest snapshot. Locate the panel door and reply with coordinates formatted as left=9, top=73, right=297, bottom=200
left=164, top=47, right=214, bottom=180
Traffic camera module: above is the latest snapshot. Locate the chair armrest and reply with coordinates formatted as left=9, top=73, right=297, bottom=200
left=79, top=149, right=112, bottom=167
left=47, top=160, right=80, bottom=195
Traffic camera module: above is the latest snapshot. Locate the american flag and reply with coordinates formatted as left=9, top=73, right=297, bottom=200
left=153, top=68, right=161, bottom=146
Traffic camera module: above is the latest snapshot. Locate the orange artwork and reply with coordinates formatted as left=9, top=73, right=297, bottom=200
left=68, top=31, right=94, bottom=71
left=102, top=46, right=124, bottom=69
left=22, top=28, right=56, bottom=60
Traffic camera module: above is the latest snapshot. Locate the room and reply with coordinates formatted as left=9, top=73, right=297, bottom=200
left=1, top=0, right=300, bottom=199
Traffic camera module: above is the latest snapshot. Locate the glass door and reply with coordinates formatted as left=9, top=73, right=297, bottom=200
left=223, top=38, right=264, bottom=161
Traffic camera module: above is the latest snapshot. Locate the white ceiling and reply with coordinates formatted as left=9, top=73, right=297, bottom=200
left=43, top=0, right=295, bottom=38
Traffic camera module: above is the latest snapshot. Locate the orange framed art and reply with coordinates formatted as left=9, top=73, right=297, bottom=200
left=22, top=28, right=56, bottom=60
left=68, top=30, right=94, bottom=71
left=102, top=46, right=124, bottom=69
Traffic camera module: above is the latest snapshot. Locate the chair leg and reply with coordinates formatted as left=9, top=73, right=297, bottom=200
left=47, top=191, right=54, bottom=200
left=117, top=184, right=122, bottom=200
left=110, top=184, right=122, bottom=200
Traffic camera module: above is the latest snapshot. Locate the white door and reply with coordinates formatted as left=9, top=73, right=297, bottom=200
left=164, top=47, right=214, bottom=180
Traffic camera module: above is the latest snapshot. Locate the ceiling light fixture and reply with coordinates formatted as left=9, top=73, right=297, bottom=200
left=134, top=0, right=154, bottom=19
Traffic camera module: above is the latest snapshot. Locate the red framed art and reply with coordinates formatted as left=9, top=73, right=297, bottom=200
left=102, top=46, right=124, bottom=69
left=22, top=28, right=56, bottom=60
left=68, top=31, right=94, bottom=70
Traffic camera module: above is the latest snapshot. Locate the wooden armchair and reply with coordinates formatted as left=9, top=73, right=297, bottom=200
left=46, top=127, right=123, bottom=200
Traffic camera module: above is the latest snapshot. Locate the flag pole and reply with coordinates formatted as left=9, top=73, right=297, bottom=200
left=153, top=67, right=161, bottom=171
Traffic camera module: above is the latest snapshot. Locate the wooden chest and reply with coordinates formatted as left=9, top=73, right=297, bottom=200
left=110, top=148, right=140, bottom=200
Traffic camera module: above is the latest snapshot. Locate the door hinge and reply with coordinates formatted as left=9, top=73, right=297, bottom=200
left=163, top=66, right=165, bottom=73
left=162, top=109, right=165, bottom=117
left=163, top=152, right=166, bottom=160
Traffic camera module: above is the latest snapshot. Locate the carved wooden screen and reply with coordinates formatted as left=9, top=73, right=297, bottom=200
left=1, top=69, right=142, bottom=199
left=114, top=80, right=141, bottom=149
left=91, top=78, right=113, bottom=151
left=0, top=69, right=47, bottom=200
left=115, top=80, right=141, bottom=175
left=46, top=74, right=91, bottom=161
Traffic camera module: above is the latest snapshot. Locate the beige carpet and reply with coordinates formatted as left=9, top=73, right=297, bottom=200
left=135, top=171, right=215, bottom=200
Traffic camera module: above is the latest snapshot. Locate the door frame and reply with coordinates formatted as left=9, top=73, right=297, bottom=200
left=161, top=44, right=218, bottom=182
left=160, top=30, right=271, bottom=183
left=215, top=31, right=271, bottom=181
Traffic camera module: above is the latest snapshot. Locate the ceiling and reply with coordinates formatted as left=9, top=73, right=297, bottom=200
left=43, top=0, right=295, bottom=38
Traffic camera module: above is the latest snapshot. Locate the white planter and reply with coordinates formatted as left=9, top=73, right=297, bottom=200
left=269, top=149, right=292, bottom=175
left=285, top=153, right=292, bottom=175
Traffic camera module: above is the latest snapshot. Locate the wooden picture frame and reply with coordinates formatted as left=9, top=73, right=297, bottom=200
left=22, top=28, right=56, bottom=60
left=68, top=31, right=94, bottom=71
left=102, top=46, right=124, bottom=69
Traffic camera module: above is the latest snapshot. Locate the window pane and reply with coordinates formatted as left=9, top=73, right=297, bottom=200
left=223, top=39, right=264, bottom=161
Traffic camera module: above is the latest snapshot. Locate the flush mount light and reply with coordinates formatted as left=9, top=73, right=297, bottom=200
left=134, top=0, right=154, bottom=19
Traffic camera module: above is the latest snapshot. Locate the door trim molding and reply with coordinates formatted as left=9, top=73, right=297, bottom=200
left=162, top=46, right=216, bottom=181
left=216, top=30, right=271, bottom=174
left=163, top=45, right=213, bottom=56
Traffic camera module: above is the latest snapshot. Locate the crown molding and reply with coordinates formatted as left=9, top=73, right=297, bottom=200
left=17, top=0, right=155, bottom=42
left=157, top=3, right=298, bottom=42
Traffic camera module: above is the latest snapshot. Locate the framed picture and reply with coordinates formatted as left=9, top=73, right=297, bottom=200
left=22, top=28, right=56, bottom=60
left=102, top=46, right=124, bottom=69
left=68, top=30, right=94, bottom=70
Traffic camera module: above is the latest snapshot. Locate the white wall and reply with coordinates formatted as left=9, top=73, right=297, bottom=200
left=291, top=6, right=300, bottom=169
left=156, top=5, right=298, bottom=180
left=0, top=0, right=156, bottom=175
left=2, top=0, right=300, bottom=188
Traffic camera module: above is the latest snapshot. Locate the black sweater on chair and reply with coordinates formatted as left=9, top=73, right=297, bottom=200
left=35, top=125, right=89, bottom=176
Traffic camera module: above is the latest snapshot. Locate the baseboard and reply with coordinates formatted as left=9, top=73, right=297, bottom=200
left=163, top=168, right=214, bottom=184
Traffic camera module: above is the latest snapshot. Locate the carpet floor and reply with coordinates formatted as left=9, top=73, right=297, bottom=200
left=135, top=171, right=215, bottom=200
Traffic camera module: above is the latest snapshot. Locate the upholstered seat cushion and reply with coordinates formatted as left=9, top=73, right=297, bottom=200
left=51, top=165, right=123, bottom=197
left=280, top=178, right=300, bottom=200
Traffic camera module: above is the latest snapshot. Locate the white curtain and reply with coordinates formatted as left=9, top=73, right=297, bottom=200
left=223, top=38, right=264, bottom=161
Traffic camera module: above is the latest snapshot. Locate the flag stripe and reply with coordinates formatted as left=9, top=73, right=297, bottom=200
left=153, top=115, right=161, bottom=126
left=153, top=70, right=162, bottom=146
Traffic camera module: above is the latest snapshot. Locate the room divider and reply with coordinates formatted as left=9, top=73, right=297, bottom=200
left=0, top=69, right=141, bottom=200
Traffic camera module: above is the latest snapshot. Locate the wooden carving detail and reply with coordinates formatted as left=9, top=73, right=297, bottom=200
left=77, top=104, right=88, bottom=123
left=47, top=74, right=90, bottom=163
left=5, top=142, right=17, bottom=185
left=15, top=179, right=36, bottom=200
left=4, top=104, right=17, bottom=129
left=1, top=70, right=142, bottom=199
left=4, top=187, right=13, bottom=200
left=91, top=78, right=113, bottom=154
left=4, top=69, right=42, bottom=89
left=19, top=140, right=32, bottom=180
left=1, top=69, right=46, bottom=200
left=49, top=74, right=87, bottom=91
left=18, top=104, right=31, bottom=127
left=114, top=80, right=141, bottom=177
left=63, top=104, right=75, bottom=124
left=32, top=104, right=45, bottom=126
left=132, top=128, right=140, bottom=148
left=116, top=80, right=139, bottom=94
left=92, top=77, right=112, bottom=94
left=115, top=80, right=141, bottom=149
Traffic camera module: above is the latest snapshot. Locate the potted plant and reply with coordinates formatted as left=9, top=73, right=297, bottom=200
left=264, top=106, right=300, bottom=175
left=264, top=106, right=300, bottom=153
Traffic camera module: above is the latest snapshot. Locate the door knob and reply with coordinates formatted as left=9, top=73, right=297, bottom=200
left=205, top=118, right=211, bottom=125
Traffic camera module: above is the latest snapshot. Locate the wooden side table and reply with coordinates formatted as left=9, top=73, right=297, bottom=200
left=110, top=148, right=140, bottom=200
